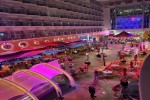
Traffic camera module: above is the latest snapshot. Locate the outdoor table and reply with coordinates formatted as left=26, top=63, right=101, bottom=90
left=111, top=64, right=119, bottom=68
left=128, top=72, right=137, bottom=77
left=103, top=70, right=112, bottom=76
left=124, top=51, right=130, bottom=55
left=125, top=49, right=130, bottom=52
left=138, top=52, right=143, bottom=56
left=97, top=66, right=107, bottom=72
left=120, top=60, right=126, bottom=64
left=133, top=65, right=140, bottom=68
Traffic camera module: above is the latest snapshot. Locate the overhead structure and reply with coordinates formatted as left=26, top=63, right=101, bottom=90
left=31, top=62, right=76, bottom=87
left=114, top=31, right=134, bottom=38
left=0, top=78, right=38, bottom=100
left=0, top=60, right=76, bottom=99
left=6, top=69, right=62, bottom=98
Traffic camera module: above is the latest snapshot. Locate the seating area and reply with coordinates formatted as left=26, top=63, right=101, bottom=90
left=0, top=42, right=88, bottom=77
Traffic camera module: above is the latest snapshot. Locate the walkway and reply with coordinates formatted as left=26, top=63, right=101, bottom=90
left=63, top=44, right=147, bottom=100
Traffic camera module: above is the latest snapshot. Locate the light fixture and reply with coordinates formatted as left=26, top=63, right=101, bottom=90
left=19, top=41, right=29, bottom=48
left=34, top=41, right=39, bottom=45
left=54, top=39, right=56, bottom=42
left=1, top=43, right=14, bottom=50
left=45, top=40, right=49, bottom=42
left=58, top=38, right=60, bottom=41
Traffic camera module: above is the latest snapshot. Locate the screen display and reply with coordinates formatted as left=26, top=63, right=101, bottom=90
left=116, top=16, right=142, bottom=29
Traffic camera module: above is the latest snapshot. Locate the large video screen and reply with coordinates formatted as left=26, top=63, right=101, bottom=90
left=116, top=16, right=142, bottom=29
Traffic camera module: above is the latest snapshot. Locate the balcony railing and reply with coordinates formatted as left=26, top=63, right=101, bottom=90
left=0, top=28, right=102, bottom=41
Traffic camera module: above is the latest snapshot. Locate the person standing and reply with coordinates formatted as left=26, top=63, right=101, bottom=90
left=120, top=53, right=125, bottom=60
left=134, top=55, right=138, bottom=61
left=79, top=66, right=84, bottom=73
left=130, top=61, right=134, bottom=71
left=86, top=51, right=89, bottom=60
left=94, top=70, right=99, bottom=81
left=60, top=62, right=65, bottom=70
left=88, top=85, right=96, bottom=99
left=85, top=60, right=91, bottom=66
left=120, top=77, right=128, bottom=99
left=123, top=67, right=127, bottom=76
left=84, top=64, right=89, bottom=72
left=96, top=53, right=101, bottom=60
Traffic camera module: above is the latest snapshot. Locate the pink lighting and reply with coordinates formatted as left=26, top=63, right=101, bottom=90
left=100, top=31, right=110, bottom=35
left=131, top=17, right=135, bottom=21
left=30, top=64, right=60, bottom=79
left=48, top=60, right=76, bottom=87
left=30, top=62, right=75, bottom=87
left=48, top=60, right=61, bottom=68
left=0, top=60, right=75, bottom=99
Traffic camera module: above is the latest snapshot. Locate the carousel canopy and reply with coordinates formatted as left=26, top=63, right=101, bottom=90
left=115, top=31, right=134, bottom=37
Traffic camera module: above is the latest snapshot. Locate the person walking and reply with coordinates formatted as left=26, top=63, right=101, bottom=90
left=134, top=55, right=138, bottom=61
left=89, top=85, right=96, bottom=99
left=120, top=77, right=129, bottom=99
left=123, top=67, right=127, bottom=76
left=94, top=70, right=99, bottom=81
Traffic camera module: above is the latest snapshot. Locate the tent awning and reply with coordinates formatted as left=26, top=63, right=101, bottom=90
left=115, top=31, right=134, bottom=37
